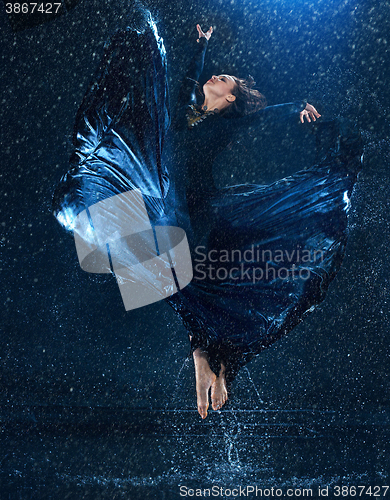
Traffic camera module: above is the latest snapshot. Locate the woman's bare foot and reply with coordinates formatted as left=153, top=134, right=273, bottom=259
left=192, top=348, right=229, bottom=418
left=210, top=362, right=228, bottom=411
left=192, top=348, right=216, bottom=419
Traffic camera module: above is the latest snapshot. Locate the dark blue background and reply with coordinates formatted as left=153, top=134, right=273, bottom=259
left=0, top=0, right=389, bottom=496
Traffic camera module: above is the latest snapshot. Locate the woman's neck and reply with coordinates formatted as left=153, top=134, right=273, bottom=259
left=201, top=96, right=230, bottom=112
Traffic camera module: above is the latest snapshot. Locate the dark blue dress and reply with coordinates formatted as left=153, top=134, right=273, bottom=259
left=52, top=20, right=363, bottom=385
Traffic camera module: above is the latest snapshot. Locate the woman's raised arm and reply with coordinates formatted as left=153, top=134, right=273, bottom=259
left=175, top=24, right=213, bottom=110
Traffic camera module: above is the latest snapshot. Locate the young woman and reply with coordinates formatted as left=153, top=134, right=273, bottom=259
left=53, top=13, right=363, bottom=419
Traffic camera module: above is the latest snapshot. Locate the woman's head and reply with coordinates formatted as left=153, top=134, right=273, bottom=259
left=203, top=75, right=237, bottom=106
left=200, top=74, right=267, bottom=117
left=227, top=75, right=267, bottom=117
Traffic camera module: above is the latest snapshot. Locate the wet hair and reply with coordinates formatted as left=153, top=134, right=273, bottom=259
left=196, top=74, right=267, bottom=118
left=225, top=75, right=267, bottom=117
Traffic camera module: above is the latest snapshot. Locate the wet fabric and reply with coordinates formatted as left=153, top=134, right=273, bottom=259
left=53, top=19, right=363, bottom=384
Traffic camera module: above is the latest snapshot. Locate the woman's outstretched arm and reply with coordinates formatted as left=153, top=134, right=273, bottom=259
left=235, top=100, right=320, bottom=128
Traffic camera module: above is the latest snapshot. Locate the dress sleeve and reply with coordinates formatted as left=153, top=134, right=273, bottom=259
left=236, top=100, right=307, bottom=128
left=176, top=37, right=208, bottom=109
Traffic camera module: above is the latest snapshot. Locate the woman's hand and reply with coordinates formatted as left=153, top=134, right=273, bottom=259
left=300, top=103, right=321, bottom=123
left=196, top=24, right=213, bottom=42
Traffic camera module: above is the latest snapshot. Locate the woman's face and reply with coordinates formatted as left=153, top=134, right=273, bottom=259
left=203, top=74, right=237, bottom=101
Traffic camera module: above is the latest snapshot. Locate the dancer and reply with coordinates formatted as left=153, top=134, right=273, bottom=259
left=53, top=12, right=363, bottom=419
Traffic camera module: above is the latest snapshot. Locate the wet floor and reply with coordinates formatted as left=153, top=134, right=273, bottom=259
left=1, top=406, right=389, bottom=499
